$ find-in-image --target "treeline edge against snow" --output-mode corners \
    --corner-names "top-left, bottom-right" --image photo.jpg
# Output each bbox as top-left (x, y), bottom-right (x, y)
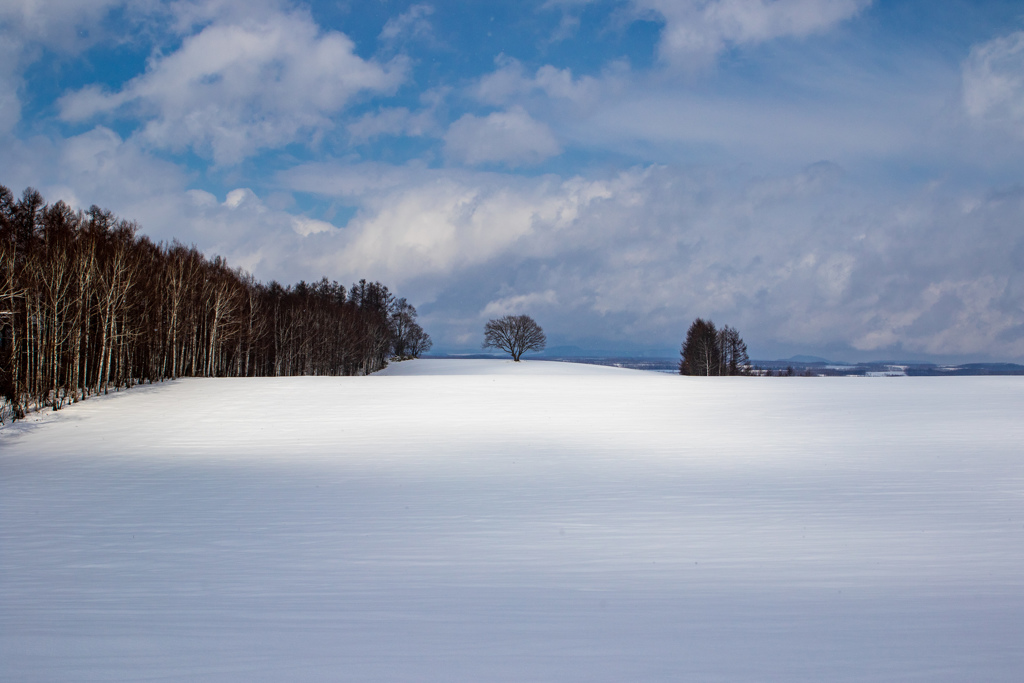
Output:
top-left (0, 185), bottom-right (430, 422)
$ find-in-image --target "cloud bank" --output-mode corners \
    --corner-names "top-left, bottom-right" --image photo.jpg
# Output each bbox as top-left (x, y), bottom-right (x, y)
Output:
top-left (3, 0), bottom-right (1023, 362)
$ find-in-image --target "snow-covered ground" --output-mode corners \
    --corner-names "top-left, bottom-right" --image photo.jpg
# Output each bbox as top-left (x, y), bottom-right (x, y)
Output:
top-left (2, 359), bottom-right (1023, 681)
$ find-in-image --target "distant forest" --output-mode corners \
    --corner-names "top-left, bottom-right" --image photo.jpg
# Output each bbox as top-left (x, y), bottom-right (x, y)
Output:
top-left (0, 185), bottom-right (430, 422)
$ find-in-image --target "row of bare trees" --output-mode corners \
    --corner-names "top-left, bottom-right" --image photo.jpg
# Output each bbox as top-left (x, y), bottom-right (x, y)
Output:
top-left (0, 185), bottom-right (430, 422)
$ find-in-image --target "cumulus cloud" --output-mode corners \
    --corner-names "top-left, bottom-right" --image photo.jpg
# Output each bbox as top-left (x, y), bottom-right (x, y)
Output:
top-left (7, 0), bottom-right (1021, 362)
top-left (12, 124), bottom-right (1024, 360)
top-left (963, 31), bottom-right (1024, 140)
top-left (39, 126), bottom-right (189, 211)
top-left (3, 126), bottom-right (348, 284)
top-left (329, 171), bottom-right (610, 278)
top-left (631, 0), bottom-right (871, 67)
top-left (444, 107), bottom-right (562, 166)
top-left (279, 160), bottom-right (1024, 360)
top-left (58, 9), bottom-right (407, 164)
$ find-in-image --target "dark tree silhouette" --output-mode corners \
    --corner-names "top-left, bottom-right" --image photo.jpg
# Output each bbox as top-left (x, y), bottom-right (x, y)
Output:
top-left (680, 318), bottom-right (720, 376)
top-left (680, 318), bottom-right (749, 376)
top-left (717, 325), bottom-right (749, 376)
top-left (0, 185), bottom-right (428, 422)
top-left (391, 298), bottom-right (432, 360)
top-left (483, 314), bottom-right (546, 362)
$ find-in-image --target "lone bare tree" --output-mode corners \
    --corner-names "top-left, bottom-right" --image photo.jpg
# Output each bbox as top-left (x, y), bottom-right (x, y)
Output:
top-left (483, 314), bottom-right (546, 361)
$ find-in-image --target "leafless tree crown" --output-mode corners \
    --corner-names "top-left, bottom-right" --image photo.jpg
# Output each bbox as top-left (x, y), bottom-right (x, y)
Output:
top-left (482, 314), bottom-right (546, 362)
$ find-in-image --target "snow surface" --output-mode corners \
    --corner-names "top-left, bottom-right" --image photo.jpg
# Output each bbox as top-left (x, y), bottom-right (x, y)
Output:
top-left (2, 359), bottom-right (1023, 681)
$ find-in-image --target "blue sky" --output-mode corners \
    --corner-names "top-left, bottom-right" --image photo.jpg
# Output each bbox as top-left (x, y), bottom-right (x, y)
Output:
top-left (2, 0), bottom-right (1023, 361)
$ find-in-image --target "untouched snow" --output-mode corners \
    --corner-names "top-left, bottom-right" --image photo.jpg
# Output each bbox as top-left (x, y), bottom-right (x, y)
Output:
top-left (375, 357), bottom-right (641, 375)
top-left (2, 359), bottom-right (1023, 681)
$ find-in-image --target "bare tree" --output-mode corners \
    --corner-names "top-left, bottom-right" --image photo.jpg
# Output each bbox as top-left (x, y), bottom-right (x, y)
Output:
top-left (717, 325), bottom-right (749, 375)
top-left (483, 314), bottom-right (546, 362)
top-left (390, 298), bottom-right (432, 360)
top-left (406, 324), bottom-right (433, 358)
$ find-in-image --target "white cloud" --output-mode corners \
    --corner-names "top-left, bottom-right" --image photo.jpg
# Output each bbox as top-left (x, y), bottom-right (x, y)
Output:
top-left (963, 31), bottom-right (1024, 140)
top-left (482, 290), bottom-right (559, 317)
top-left (3, 0), bottom-right (1019, 362)
top-left (574, 84), bottom-right (926, 164)
top-left (3, 126), bottom-right (351, 285)
top-left (281, 160), bottom-right (1024, 360)
top-left (290, 216), bottom-right (337, 236)
top-left (379, 3), bottom-right (435, 45)
top-left (330, 173), bottom-right (607, 278)
top-left (444, 107), bottom-right (562, 166)
top-left (165, 0), bottom-right (287, 33)
top-left (0, 39), bottom-right (22, 135)
top-left (46, 126), bottom-right (189, 208)
top-left (0, 0), bottom-right (144, 48)
top-left (12, 124), bottom-right (1024, 360)
top-left (223, 187), bottom-right (259, 209)
top-left (279, 162), bottom-right (616, 282)
top-left (0, 0), bottom-right (155, 133)
top-left (474, 56), bottom-right (607, 107)
top-left (58, 9), bottom-right (407, 164)
top-left (631, 0), bottom-right (871, 67)
top-left (348, 105), bottom-right (441, 142)
top-left (469, 45), bottom-right (941, 170)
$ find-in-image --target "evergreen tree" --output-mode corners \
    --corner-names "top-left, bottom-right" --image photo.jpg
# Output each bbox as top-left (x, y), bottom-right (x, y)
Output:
top-left (680, 318), bottom-right (720, 376)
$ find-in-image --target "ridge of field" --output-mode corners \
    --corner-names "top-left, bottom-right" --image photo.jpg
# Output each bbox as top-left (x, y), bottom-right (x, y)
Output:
top-left (2, 359), bottom-right (1023, 681)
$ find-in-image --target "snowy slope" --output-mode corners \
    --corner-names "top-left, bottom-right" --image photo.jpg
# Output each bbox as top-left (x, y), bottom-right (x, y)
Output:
top-left (2, 360), bottom-right (1023, 681)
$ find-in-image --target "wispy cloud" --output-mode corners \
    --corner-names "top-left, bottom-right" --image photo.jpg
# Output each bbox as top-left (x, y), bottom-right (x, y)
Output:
top-left (444, 107), bottom-right (562, 166)
top-left (482, 290), bottom-right (559, 317)
top-left (963, 31), bottom-right (1024, 140)
top-left (379, 3), bottom-right (436, 46)
top-left (348, 107), bottom-right (435, 142)
top-left (632, 0), bottom-right (871, 68)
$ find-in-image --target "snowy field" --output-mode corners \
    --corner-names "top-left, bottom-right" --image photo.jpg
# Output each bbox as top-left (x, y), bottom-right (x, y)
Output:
top-left (2, 359), bottom-right (1023, 682)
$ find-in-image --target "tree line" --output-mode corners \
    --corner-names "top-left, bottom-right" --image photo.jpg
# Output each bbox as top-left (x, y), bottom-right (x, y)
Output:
top-left (0, 185), bottom-right (430, 422)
